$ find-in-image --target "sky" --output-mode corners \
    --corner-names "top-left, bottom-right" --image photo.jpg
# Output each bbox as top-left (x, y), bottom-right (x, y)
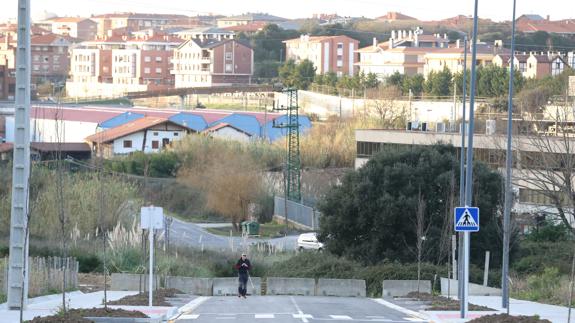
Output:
top-left (1, 0), bottom-right (572, 22)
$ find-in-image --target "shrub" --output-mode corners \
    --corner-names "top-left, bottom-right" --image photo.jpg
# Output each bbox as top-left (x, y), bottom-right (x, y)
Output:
top-left (75, 254), bottom-right (102, 273)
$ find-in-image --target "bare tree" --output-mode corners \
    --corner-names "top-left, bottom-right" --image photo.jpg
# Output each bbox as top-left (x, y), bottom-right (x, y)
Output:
top-left (54, 107), bottom-right (68, 313)
top-left (414, 188), bottom-right (432, 295)
top-left (367, 86), bottom-right (407, 129)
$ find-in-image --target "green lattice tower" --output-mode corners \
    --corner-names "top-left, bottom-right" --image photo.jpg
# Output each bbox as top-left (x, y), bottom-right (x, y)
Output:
top-left (273, 88), bottom-right (301, 202)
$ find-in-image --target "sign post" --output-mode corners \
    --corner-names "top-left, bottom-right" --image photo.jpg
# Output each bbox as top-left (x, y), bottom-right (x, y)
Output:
top-left (455, 206), bottom-right (479, 317)
top-left (141, 206), bottom-right (164, 308)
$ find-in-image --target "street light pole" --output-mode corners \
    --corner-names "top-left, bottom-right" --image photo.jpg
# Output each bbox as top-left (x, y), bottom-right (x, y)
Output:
top-left (502, 0), bottom-right (518, 312)
top-left (458, 36), bottom-right (468, 301)
top-left (462, 0), bottom-right (480, 318)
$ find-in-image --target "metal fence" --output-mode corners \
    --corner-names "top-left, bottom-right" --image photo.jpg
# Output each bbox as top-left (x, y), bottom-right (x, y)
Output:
top-left (2, 256), bottom-right (79, 297)
top-left (274, 196), bottom-right (321, 230)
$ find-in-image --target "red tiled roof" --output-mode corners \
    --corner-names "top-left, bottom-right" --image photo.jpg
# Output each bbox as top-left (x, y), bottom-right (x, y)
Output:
top-left (284, 35), bottom-right (359, 43)
top-left (86, 117), bottom-right (182, 143)
top-left (31, 33), bottom-right (78, 45)
top-left (517, 21), bottom-right (575, 34)
top-left (376, 12), bottom-right (418, 21)
top-left (91, 13), bottom-right (188, 20)
top-left (49, 17), bottom-right (93, 23)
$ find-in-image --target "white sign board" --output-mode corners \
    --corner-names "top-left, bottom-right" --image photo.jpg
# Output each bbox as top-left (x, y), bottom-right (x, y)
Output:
top-left (569, 76), bottom-right (575, 97)
top-left (140, 206), bottom-right (164, 230)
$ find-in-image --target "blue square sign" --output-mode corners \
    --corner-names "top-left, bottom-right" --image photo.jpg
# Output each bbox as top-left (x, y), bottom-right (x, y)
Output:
top-left (455, 207), bottom-right (479, 232)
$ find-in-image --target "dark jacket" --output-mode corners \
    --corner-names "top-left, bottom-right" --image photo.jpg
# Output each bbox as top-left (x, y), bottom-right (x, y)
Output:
top-left (235, 258), bottom-right (251, 275)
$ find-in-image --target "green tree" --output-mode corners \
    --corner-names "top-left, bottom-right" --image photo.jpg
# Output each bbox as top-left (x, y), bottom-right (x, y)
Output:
top-left (318, 144), bottom-right (504, 265)
top-left (294, 59), bottom-right (316, 90)
top-left (403, 74), bottom-right (425, 97)
top-left (425, 67), bottom-right (453, 97)
top-left (387, 71), bottom-right (405, 88)
top-left (363, 73), bottom-right (380, 89)
top-left (278, 59), bottom-right (297, 87)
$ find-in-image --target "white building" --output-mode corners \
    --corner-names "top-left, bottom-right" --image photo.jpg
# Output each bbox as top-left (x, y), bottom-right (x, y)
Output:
top-left (569, 52), bottom-right (575, 69)
top-left (202, 123), bottom-right (252, 142)
top-left (85, 116), bottom-right (192, 157)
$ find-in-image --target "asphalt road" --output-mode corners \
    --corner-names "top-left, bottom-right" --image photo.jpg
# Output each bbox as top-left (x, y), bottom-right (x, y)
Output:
top-left (173, 296), bottom-right (428, 323)
top-left (167, 217), bottom-right (299, 252)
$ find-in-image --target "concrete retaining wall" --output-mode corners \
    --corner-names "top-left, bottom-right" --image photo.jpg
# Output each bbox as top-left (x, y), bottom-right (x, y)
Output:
top-left (382, 280), bottom-right (431, 297)
top-left (165, 276), bottom-right (213, 296)
top-left (317, 279), bottom-right (366, 297)
top-left (440, 277), bottom-right (502, 296)
top-left (111, 273), bottom-right (158, 291)
top-left (212, 277), bottom-right (261, 296)
top-left (267, 277), bottom-right (316, 296)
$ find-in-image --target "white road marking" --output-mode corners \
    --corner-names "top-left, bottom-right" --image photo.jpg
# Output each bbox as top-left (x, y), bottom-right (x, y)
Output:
top-left (291, 296), bottom-right (311, 323)
top-left (170, 296), bottom-right (211, 321)
top-left (330, 315), bottom-right (353, 320)
top-left (404, 318), bottom-right (426, 322)
top-left (371, 298), bottom-right (428, 321)
top-left (179, 314), bottom-right (199, 319)
top-left (255, 314), bottom-right (275, 318)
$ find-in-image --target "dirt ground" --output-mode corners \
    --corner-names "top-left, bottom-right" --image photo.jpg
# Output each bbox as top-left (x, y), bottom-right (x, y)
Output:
top-left (106, 288), bottom-right (183, 306)
top-left (468, 314), bottom-right (552, 322)
top-left (404, 292), bottom-right (493, 311)
top-left (28, 308), bottom-right (148, 322)
top-left (77, 273), bottom-right (109, 293)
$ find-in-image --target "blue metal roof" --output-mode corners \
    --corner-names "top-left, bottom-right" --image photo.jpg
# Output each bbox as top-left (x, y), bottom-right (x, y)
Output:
top-left (169, 112), bottom-right (209, 132)
top-left (208, 114), bottom-right (262, 137)
top-left (99, 111), bottom-right (144, 129)
top-left (262, 115), bottom-right (312, 142)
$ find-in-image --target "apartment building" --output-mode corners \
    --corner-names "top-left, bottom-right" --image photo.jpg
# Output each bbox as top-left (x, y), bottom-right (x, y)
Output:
top-left (216, 13), bottom-right (287, 28)
top-left (47, 17), bottom-right (97, 40)
top-left (67, 31), bottom-right (183, 97)
top-left (0, 64), bottom-right (15, 100)
top-left (423, 42), bottom-right (502, 77)
top-left (357, 29), bottom-right (449, 80)
top-left (284, 35), bottom-right (359, 76)
top-left (172, 38), bottom-right (253, 88)
top-left (173, 27), bottom-right (234, 41)
top-left (31, 34), bottom-right (76, 83)
top-left (91, 13), bottom-right (189, 37)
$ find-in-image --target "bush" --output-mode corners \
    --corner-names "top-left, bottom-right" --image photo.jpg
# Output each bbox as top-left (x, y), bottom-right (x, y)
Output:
top-left (75, 254), bottom-right (102, 273)
top-left (525, 221), bottom-right (570, 242)
top-left (513, 241), bottom-right (574, 275)
top-left (514, 267), bottom-right (567, 305)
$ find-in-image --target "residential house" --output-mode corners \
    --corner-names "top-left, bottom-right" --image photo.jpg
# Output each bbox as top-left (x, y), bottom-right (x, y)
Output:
top-left (216, 13), bottom-right (287, 28)
top-left (284, 35), bottom-right (359, 77)
top-left (516, 14), bottom-right (575, 36)
top-left (357, 29), bottom-right (449, 80)
top-left (67, 31), bottom-right (183, 97)
top-left (376, 12), bottom-right (418, 22)
top-left (46, 17), bottom-right (98, 40)
top-left (423, 42), bottom-right (503, 77)
top-left (202, 123), bottom-right (253, 142)
top-left (173, 27), bottom-right (234, 41)
top-left (85, 117), bottom-right (193, 157)
top-left (91, 13), bottom-right (189, 37)
top-left (494, 52), bottom-right (569, 78)
top-left (171, 38), bottom-right (253, 88)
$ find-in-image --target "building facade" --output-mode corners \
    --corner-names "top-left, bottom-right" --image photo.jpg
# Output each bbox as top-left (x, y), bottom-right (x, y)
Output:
top-left (172, 38), bottom-right (253, 88)
top-left (423, 44), bottom-right (499, 77)
top-left (216, 13), bottom-right (286, 28)
top-left (494, 53), bottom-right (570, 79)
top-left (31, 34), bottom-right (76, 83)
top-left (91, 13), bottom-right (189, 37)
top-left (47, 17), bottom-right (97, 40)
top-left (67, 32), bottom-right (182, 97)
top-left (284, 35), bottom-right (359, 76)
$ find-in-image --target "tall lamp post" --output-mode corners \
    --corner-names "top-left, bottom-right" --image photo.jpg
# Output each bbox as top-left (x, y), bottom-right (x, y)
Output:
top-left (502, 0), bottom-right (518, 312)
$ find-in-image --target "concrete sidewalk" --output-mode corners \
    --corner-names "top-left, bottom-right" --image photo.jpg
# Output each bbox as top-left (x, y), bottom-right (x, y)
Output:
top-left (0, 291), bottom-right (176, 323)
top-left (424, 296), bottom-right (574, 323)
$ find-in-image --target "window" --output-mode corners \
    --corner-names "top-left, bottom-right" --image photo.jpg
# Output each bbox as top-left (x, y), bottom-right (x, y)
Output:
top-left (151, 140), bottom-right (159, 149)
top-left (153, 132), bottom-right (159, 136)
top-left (33, 55), bottom-right (39, 62)
top-left (225, 64), bottom-right (233, 72)
top-left (144, 56), bottom-right (151, 62)
top-left (155, 56), bottom-right (162, 62)
top-left (123, 140), bottom-right (132, 148)
top-left (336, 60), bottom-right (343, 67)
top-left (144, 67), bottom-right (150, 74)
top-left (155, 68), bottom-right (162, 74)
top-left (225, 52), bottom-right (232, 60)
top-left (173, 132), bottom-right (179, 136)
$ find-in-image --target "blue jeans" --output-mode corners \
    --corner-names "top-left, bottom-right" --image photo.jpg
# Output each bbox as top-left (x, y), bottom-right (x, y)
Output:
top-left (238, 273), bottom-right (248, 296)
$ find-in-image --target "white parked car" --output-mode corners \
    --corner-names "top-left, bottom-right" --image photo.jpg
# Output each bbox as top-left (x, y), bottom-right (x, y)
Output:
top-left (297, 232), bottom-right (324, 251)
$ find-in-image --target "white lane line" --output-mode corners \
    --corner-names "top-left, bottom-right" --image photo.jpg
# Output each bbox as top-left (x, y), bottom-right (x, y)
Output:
top-left (291, 296), bottom-right (311, 323)
top-left (330, 315), bottom-right (353, 320)
top-left (179, 314), bottom-right (199, 319)
top-left (215, 317), bottom-right (235, 320)
top-left (255, 314), bottom-right (275, 318)
top-left (404, 318), bottom-right (426, 322)
top-left (371, 298), bottom-right (428, 321)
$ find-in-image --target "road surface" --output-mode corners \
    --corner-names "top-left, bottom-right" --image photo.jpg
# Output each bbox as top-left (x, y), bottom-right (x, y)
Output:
top-left (167, 218), bottom-right (299, 252)
top-left (172, 296), bottom-right (428, 323)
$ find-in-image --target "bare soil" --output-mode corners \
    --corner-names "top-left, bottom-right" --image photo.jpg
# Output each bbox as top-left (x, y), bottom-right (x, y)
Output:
top-left (28, 308), bottom-right (148, 323)
top-left (404, 292), bottom-right (493, 311)
top-left (77, 273), bottom-right (109, 293)
top-left (106, 288), bottom-right (183, 306)
top-left (468, 314), bottom-right (552, 323)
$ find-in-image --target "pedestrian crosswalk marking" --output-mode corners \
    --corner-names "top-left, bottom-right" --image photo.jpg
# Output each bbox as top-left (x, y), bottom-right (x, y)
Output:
top-left (255, 314), bottom-right (275, 318)
top-left (330, 315), bottom-right (353, 320)
top-left (179, 314), bottom-right (199, 319)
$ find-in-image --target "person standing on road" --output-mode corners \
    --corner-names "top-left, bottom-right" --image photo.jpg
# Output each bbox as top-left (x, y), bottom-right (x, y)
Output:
top-left (235, 253), bottom-right (251, 298)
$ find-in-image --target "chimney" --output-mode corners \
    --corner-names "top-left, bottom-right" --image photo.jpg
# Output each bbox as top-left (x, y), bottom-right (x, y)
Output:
top-left (391, 30), bottom-right (396, 40)
top-left (547, 15), bottom-right (550, 21)
top-left (373, 37), bottom-right (377, 49)
top-left (456, 39), bottom-right (461, 48)
top-left (389, 37), bottom-right (394, 48)
top-left (444, 33), bottom-right (448, 40)
top-left (408, 30), bottom-right (413, 39)
top-left (414, 33), bottom-right (419, 47)
top-left (403, 30), bottom-right (407, 38)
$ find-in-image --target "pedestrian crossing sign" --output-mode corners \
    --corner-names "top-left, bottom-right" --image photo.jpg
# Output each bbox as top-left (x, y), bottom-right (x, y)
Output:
top-left (455, 207), bottom-right (479, 232)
